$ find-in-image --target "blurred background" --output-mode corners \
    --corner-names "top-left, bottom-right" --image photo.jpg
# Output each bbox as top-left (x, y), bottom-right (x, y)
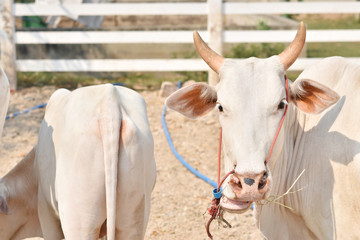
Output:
top-left (3, 0), bottom-right (360, 91)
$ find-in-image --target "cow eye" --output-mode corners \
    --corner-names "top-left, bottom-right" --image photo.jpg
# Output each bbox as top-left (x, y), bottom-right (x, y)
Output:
top-left (278, 99), bottom-right (288, 110)
top-left (216, 103), bottom-right (223, 112)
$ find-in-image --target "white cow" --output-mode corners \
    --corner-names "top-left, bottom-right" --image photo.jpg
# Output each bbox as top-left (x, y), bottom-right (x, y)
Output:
top-left (0, 69), bottom-right (40, 239)
top-left (166, 22), bottom-right (360, 239)
top-left (0, 148), bottom-right (42, 239)
top-left (0, 67), bottom-right (13, 235)
top-left (0, 67), bottom-right (10, 139)
top-left (0, 84), bottom-right (156, 240)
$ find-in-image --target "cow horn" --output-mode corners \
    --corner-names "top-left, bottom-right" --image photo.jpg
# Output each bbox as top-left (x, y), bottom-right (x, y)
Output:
top-left (278, 22), bottom-right (306, 70)
top-left (193, 31), bottom-right (224, 74)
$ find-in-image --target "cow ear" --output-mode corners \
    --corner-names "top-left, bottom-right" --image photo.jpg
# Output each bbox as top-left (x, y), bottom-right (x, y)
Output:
top-left (290, 79), bottom-right (340, 114)
top-left (165, 82), bottom-right (217, 119)
top-left (0, 195), bottom-right (9, 215)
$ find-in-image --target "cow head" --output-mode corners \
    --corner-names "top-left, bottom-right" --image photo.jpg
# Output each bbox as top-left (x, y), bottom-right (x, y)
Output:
top-left (166, 22), bottom-right (339, 213)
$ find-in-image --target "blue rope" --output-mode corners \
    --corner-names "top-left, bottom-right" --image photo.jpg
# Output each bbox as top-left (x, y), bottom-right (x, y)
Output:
top-left (6, 103), bottom-right (47, 120)
top-left (161, 105), bottom-right (218, 189)
top-left (161, 87), bottom-right (254, 210)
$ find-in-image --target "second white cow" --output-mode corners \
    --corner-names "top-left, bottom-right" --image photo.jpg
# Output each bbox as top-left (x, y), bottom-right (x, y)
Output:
top-left (36, 84), bottom-right (156, 239)
top-left (0, 84), bottom-right (156, 240)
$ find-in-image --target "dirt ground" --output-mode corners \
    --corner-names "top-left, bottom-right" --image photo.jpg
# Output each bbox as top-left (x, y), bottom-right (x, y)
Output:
top-left (0, 85), bottom-right (264, 240)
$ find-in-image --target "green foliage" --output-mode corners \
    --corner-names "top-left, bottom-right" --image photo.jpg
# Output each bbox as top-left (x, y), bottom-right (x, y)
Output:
top-left (256, 20), bottom-right (270, 30)
top-left (227, 43), bottom-right (286, 59)
top-left (282, 0), bottom-right (302, 18)
top-left (308, 42), bottom-right (360, 58)
top-left (18, 72), bottom-right (99, 90)
top-left (16, 0), bottom-right (34, 2)
top-left (286, 71), bottom-right (301, 82)
top-left (17, 71), bottom-right (206, 91)
top-left (293, 15), bottom-right (360, 58)
top-left (176, 50), bottom-right (198, 59)
top-left (22, 16), bottom-right (47, 29)
top-left (172, 50), bottom-right (208, 83)
top-left (112, 72), bottom-right (171, 91)
top-left (297, 15), bottom-right (360, 30)
top-left (178, 71), bottom-right (208, 83)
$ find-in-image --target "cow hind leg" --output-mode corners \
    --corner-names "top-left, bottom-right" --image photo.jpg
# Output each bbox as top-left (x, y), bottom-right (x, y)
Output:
top-left (38, 188), bottom-right (64, 240)
top-left (56, 148), bottom-right (108, 240)
top-left (57, 181), bottom-right (107, 240)
top-left (115, 126), bottom-right (156, 240)
top-left (58, 200), bottom-right (106, 240)
top-left (115, 195), bottom-right (148, 240)
top-left (62, 229), bottom-right (101, 240)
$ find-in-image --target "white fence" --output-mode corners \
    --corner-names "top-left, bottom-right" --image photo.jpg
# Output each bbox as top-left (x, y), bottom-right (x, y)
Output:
top-left (6, 1), bottom-right (360, 88)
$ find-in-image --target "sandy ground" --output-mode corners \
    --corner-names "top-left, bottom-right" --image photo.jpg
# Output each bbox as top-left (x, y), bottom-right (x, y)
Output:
top-left (0, 85), bottom-right (264, 240)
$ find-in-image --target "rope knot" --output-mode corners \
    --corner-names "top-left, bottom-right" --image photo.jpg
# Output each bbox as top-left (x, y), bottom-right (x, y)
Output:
top-left (207, 198), bottom-right (220, 217)
top-left (206, 198), bottom-right (232, 239)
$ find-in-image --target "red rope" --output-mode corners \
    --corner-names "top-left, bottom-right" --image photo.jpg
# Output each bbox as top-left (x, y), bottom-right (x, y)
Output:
top-left (217, 128), bottom-right (222, 189)
top-left (265, 76), bottom-right (289, 164)
top-left (206, 128), bottom-right (234, 239)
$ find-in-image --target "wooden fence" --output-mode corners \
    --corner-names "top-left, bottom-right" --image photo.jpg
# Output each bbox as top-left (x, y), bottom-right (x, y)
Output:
top-left (2, 1), bottom-right (360, 89)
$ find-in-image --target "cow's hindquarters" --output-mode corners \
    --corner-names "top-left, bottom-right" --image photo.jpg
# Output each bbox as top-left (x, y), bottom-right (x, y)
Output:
top-left (36, 85), bottom-right (156, 240)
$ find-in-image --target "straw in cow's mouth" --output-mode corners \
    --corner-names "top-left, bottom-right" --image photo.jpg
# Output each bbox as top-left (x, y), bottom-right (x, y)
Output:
top-left (256, 169), bottom-right (307, 211)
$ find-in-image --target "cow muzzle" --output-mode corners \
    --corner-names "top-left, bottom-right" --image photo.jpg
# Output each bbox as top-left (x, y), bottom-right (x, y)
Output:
top-left (220, 171), bottom-right (269, 213)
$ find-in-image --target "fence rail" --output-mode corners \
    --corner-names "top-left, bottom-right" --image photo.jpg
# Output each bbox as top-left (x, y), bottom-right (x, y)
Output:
top-left (15, 58), bottom-right (360, 73)
top-left (14, 2), bottom-right (360, 16)
top-left (15, 30), bottom-right (360, 44)
top-left (2, 1), bottom-right (360, 89)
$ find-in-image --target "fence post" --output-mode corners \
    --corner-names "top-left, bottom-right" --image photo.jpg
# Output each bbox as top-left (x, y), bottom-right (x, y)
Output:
top-left (207, 0), bottom-right (223, 86)
top-left (0, 0), bottom-right (17, 90)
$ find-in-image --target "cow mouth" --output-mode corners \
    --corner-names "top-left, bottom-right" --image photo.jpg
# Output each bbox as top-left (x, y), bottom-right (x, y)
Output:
top-left (220, 197), bottom-right (252, 214)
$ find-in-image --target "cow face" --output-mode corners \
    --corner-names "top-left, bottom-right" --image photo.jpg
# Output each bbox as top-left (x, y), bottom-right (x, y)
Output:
top-left (166, 22), bottom-right (339, 214)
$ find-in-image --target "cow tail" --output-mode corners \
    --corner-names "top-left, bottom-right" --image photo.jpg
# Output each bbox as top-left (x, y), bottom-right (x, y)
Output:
top-left (99, 84), bottom-right (121, 240)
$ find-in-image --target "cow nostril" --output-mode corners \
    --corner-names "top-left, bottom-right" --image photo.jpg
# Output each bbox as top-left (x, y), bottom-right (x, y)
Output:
top-left (230, 175), bottom-right (242, 189)
top-left (244, 178), bottom-right (255, 186)
top-left (258, 172), bottom-right (268, 190)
